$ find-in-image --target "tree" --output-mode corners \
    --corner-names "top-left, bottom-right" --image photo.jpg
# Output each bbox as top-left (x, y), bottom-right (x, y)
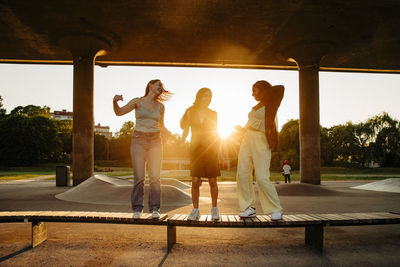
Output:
top-left (320, 126), bottom-right (335, 166)
top-left (328, 123), bottom-right (357, 165)
top-left (276, 119), bottom-right (300, 170)
top-left (162, 133), bottom-right (190, 158)
top-left (0, 96), bottom-right (6, 118)
top-left (352, 122), bottom-right (374, 167)
top-left (55, 119), bottom-right (73, 161)
top-left (109, 121), bottom-right (135, 161)
top-left (10, 105), bottom-right (50, 117)
top-left (0, 114), bottom-right (61, 165)
top-left (369, 113), bottom-right (400, 167)
top-left (115, 121), bottom-right (135, 137)
top-left (94, 134), bottom-right (109, 160)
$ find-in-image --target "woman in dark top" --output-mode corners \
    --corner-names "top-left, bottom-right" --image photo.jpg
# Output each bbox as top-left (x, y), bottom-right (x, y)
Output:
top-left (180, 88), bottom-right (221, 221)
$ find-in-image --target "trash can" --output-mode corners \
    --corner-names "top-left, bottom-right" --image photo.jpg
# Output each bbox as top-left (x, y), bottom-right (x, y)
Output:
top-left (56, 166), bottom-right (70, 186)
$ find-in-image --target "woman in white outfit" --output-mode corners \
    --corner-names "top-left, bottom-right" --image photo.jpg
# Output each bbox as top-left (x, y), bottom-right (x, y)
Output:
top-left (236, 80), bottom-right (284, 220)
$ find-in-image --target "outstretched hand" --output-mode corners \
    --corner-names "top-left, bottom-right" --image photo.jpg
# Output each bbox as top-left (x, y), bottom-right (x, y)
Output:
top-left (113, 95), bottom-right (123, 102)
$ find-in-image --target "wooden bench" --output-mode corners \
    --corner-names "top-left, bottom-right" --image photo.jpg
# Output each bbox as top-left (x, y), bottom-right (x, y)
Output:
top-left (1, 211), bottom-right (399, 253)
top-left (166, 212), bottom-right (400, 252)
top-left (0, 211), bottom-right (168, 247)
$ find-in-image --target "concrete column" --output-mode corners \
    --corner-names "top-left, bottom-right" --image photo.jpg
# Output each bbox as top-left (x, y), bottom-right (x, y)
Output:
top-left (72, 53), bottom-right (95, 185)
top-left (298, 62), bottom-right (320, 184)
top-left (58, 34), bottom-right (111, 185)
top-left (280, 41), bottom-right (333, 185)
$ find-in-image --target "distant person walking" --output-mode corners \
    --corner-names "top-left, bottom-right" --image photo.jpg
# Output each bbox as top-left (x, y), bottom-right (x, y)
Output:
top-left (180, 88), bottom-right (221, 221)
top-left (282, 160), bottom-right (292, 183)
top-left (237, 80), bottom-right (284, 221)
top-left (113, 79), bottom-right (171, 219)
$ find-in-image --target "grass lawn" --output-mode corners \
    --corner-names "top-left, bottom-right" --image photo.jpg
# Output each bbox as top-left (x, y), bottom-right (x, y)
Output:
top-left (1, 164), bottom-right (400, 182)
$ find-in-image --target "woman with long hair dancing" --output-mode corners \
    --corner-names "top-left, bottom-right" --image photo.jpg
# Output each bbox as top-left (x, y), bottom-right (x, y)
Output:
top-left (113, 79), bottom-right (171, 219)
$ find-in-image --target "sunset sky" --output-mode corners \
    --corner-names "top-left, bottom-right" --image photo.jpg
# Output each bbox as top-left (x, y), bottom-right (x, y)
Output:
top-left (1, 64), bottom-right (400, 138)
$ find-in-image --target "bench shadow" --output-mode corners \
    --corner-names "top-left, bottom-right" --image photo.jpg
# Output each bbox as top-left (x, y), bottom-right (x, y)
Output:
top-left (158, 249), bottom-right (170, 267)
top-left (0, 245), bottom-right (32, 262)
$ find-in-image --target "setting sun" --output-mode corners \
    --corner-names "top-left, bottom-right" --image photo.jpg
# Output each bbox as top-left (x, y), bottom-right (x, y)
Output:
top-left (218, 121), bottom-right (234, 139)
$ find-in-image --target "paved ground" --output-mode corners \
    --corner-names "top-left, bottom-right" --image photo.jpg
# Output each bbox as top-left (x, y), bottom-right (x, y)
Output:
top-left (0, 178), bottom-right (399, 266)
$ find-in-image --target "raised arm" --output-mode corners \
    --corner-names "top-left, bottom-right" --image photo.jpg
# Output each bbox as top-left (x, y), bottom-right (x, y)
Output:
top-left (113, 95), bottom-right (139, 116)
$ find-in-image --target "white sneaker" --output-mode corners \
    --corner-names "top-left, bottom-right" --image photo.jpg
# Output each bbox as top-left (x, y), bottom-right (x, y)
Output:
top-left (187, 208), bottom-right (200, 221)
top-left (211, 207), bottom-right (220, 221)
top-left (271, 212), bottom-right (283, 221)
top-left (152, 210), bottom-right (160, 219)
top-left (133, 211), bottom-right (141, 219)
top-left (239, 207), bottom-right (256, 218)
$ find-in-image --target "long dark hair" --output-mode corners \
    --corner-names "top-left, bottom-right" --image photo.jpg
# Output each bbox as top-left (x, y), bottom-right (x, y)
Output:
top-left (144, 79), bottom-right (172, 102)
top-left (180, 87), bottom-right (212, 130)
top-left (253, 80), bottom-right (284, 151)
top-left (193, 87), bottom-right (212, 107)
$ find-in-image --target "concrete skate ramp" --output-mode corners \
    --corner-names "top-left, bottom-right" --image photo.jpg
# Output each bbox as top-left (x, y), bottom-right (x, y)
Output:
top-left (118, 176), bottom-right (191, 190)
top-left (55, 175), bottom-right (200, 206)
top-left (147, 178), bottom-right (191, 190)
top-left (352, 178), bottom-right (400, 193)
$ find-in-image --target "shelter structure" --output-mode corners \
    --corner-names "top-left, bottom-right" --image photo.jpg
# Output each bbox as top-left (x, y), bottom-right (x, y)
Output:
top-left (1, 1), bottom-right (399, 185)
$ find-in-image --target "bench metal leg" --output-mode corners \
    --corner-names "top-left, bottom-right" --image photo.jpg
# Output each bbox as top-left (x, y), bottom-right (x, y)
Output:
top-left (32, 221), bottom-right (47, 247)
top-left (305, 225), bottom-right (324, 253)
top-left (167, 225), bottom-right (176, 251)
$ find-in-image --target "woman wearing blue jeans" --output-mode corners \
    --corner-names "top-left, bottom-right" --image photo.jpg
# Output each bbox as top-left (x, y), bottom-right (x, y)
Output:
top-left (113, 79), bottom-right (171, 219)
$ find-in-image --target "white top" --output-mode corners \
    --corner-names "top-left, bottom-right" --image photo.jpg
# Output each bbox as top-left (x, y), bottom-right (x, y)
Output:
top-left (245, 106), bottom-right (265, 132)
top-left (282, 164), bottom-right (291, 175)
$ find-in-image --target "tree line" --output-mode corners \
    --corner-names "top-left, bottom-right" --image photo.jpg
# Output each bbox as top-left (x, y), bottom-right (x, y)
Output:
top-left (0, 96), bottom-right (399, 169)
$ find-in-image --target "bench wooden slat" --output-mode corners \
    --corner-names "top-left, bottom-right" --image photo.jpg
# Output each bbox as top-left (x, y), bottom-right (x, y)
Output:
top-left (261, 215), bottom-right (273, 223)
top-left (282, 214), bottom-right (296, 222)
top-left (313, 214), bottom-right (341, 222)
top-left (297, 214), bottom-right (323, 223)
top-left (220, 215), bottom-right (230, 226)
top-left (256, 215), bottom-right (268, 223)
top-left (169, 214), bottom-right (181, 221)
top-left (241, 217), bottom-right (253, 225)
top-left (340, 212), bottom-right (400, 224)
top-left (234, 215), bottom-right (245, 225)
top-left (373, 212), bottom-right (400, 218)
top-left (198, 215), bottom-right (207, 224)
top-left (227, 215), bottom-right (237, 224)
top-left (366, 212), bottom-right (400, 219)
top-left (288, 214), bottom-right (308, 222)
top-left (176, 214), bottom-right (187, 221)
top-left (140, 213), bottom-right (152, 220)
top-left (326, 214), bottom-right (349, 220)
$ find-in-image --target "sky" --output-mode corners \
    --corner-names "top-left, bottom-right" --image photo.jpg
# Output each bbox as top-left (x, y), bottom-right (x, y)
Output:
top-left (1, 64), bottom-right (400, 138)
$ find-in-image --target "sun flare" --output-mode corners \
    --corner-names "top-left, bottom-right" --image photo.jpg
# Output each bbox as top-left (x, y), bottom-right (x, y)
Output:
top-left (218, 122), bottom-right (234, 139)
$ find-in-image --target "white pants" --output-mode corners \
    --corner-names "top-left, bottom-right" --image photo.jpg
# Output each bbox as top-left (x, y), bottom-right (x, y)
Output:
top-left (237, 130), bottom-right (283, 214)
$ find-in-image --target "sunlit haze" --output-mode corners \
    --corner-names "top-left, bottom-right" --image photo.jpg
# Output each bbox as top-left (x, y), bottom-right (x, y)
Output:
top-left (1, 64), bottom-right (400, 138)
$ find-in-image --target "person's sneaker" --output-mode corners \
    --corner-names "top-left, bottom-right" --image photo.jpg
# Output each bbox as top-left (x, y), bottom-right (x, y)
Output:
top-left (271, 212), bottom-right (283, 221)
top-left (133, 211), bottom-right (141, 219)
top-left (239, 207), bottom-right (256, 218)
top-left (152, 210), bottom-right (160, 219)
top-left (187, 208), bottom-right (200, 221)
top-left (211, 207), bottom-right (220, 221)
